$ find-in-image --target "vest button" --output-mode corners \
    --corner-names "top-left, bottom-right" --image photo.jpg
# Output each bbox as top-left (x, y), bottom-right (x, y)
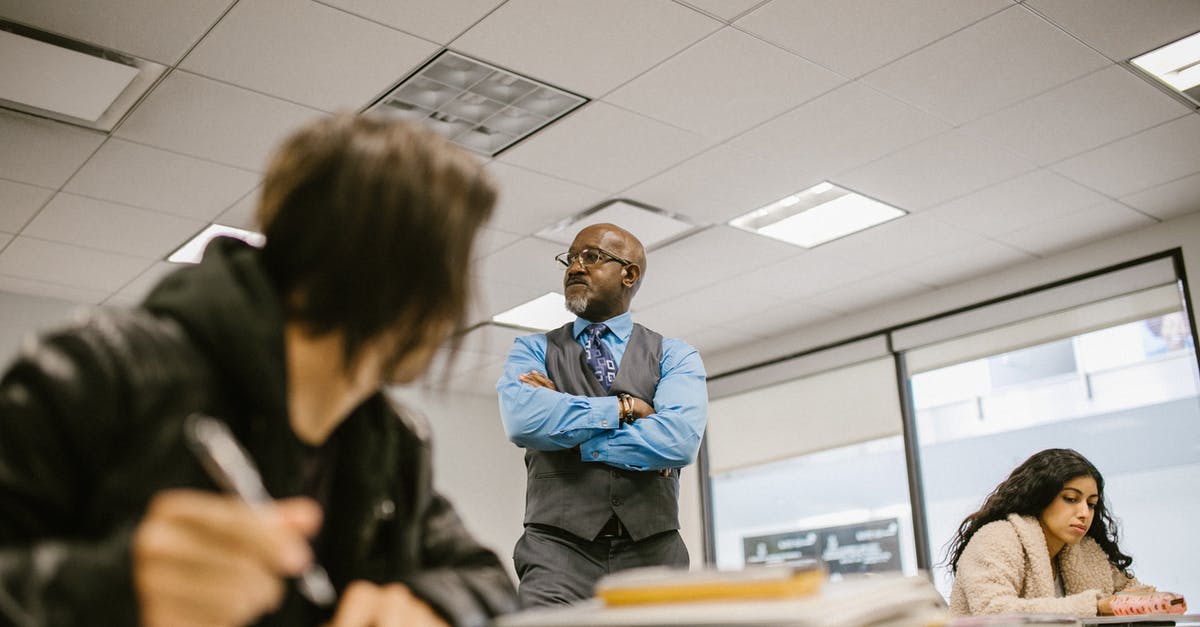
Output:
top-left (611, 497), bottom-right (622, 506)
top-left (601, 420), bottom-right (607, 427)
top-left (592, 451), bottom-right (600, 459)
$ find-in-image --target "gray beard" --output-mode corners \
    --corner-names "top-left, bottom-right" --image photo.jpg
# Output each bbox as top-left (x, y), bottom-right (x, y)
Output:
top-left (565, 294), bottom-right (588, 316)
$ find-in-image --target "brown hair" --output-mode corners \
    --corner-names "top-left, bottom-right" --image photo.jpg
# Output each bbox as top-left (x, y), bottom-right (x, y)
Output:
top-left (257, 113), bottom-right (496, 372)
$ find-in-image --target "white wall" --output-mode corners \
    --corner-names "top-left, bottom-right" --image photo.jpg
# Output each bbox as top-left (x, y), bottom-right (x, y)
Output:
top-left (388, 387), bottom-right (527, 579)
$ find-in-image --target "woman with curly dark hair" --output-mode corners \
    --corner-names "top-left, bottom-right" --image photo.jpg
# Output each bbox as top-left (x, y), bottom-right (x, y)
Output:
top-left (947, 448), bottom-right (1186, 617)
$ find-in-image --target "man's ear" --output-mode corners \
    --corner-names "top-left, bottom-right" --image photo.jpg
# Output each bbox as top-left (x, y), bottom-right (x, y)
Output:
top-left (622, 264), bottom-right (641, 287)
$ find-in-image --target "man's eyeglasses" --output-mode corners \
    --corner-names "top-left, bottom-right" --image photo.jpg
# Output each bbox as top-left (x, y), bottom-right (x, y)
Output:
top-left (555, 247), bottom-right (633, 269)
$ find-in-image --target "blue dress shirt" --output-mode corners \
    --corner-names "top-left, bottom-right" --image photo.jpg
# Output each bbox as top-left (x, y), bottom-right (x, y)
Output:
top-left (497, 312), bottom-right (708, 472)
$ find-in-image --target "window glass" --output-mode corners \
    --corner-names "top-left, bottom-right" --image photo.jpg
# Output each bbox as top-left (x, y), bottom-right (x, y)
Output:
top-left (910, 306), bottom-right (1199, 599)
top-left (710, 436), bottom-right (918, 578)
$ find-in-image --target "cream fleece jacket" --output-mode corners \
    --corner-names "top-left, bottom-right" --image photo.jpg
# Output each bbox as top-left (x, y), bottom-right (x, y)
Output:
top-left (949, 514), bottom-right (1140, 616)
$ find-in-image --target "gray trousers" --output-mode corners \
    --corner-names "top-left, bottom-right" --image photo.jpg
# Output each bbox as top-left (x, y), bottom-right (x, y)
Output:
top-left (513, 523), bottom-right (689, 608)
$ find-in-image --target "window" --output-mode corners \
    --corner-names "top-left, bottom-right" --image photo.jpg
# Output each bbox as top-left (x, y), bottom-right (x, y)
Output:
top-left (907, 283), bottom-right (1200, 598)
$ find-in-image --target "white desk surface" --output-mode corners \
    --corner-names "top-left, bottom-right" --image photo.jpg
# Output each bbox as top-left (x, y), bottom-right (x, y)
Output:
top-left (496, 574), bottom-right (947, 627)
top-left (1082, 615), bottom-right (1200, 625)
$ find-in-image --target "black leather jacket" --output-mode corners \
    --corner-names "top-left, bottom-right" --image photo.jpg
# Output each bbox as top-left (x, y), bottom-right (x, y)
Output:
top-left (0, 239), bottom-right (517, 626)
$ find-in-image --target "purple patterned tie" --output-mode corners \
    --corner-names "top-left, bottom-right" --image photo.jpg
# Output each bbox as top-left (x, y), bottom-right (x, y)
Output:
top-left (583, 323), bottom-right (617, 391)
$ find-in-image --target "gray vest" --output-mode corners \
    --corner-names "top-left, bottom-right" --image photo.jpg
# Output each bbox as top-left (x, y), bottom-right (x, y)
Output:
top-left (522, 322), bottom-right (680, 541)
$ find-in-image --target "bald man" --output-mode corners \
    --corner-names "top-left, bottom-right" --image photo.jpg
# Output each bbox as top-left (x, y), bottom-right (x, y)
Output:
top-left (497, 223), bottom-right (709, 607)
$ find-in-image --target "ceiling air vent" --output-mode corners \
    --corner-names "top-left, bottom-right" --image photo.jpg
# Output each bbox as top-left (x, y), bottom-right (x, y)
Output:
top-left (367, 49), bottom-right (587, 157)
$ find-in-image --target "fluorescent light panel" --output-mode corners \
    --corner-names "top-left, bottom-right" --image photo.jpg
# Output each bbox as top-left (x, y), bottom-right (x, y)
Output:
top-left (729, 182), bottom-right (905, 248)
top-left (369, 50), bottom-right (586, 157)
top-left (536, 199), bottom-right (696, 249)
top-left (1130, 30), bottom-right (1200, 106)
top-left (0, 20), bottom-right (165, 131)
top-left (492, 291), bottom-right (576, 331)
top-left (168, 224), bottom-right (266, 264)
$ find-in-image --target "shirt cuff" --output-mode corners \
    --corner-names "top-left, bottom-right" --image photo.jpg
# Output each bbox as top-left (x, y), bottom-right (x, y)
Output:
top-left (580, 432), bottom-right (610, 463)
top-left (588, 395), bottom-right (621, 430)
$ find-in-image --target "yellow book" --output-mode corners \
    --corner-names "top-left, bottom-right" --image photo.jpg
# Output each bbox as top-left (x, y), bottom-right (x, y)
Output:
top-left (594, 565), bottom-right (825, 606)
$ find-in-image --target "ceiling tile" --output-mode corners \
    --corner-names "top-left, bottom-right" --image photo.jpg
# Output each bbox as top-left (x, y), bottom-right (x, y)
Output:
top-left (621, 144), bottom-right (805, 226)
top-left (0, 179), bottom-right (53, 233)
top-left (804, 274), bottom-right (932, 315)
top-left (472, 236), bottom-right (563, 292)
top-left (64, 139), bottom-right (260, 221)
top-left (661, 225), bottom-right (801, 272)
top-left (0, 111), bottom-right (105, 188)
top-left (679, 325), bottom-right (760, 356)
top-left (837, 129), bottom-right (1034, 211)
top-left (996, 199), bottom-right (1156, 256)
top-left (730, 82), bottom-right (950, 180)
top-left (891, 239), bottom-right (1033, 288)
top-left (0, 0), bottom-right (233, 64)
top-left (452, 0), bottom-right (720, 96)
top-left (110, 261), bottom-right (178, 305)
top-left (1120, 172), bottom-right (1200, 221)
top-left (467, 277), bottom-right (548, 325)
top-left (116, 71), bottom-right (325, 172)
top-left (605, 28), bottom-right (844, 140)
top-left (631, 302), bottom-right (714, 340)
top-left (485, 161), bottom-right (607, 234)
top-left (1026, 0), bottom-right (1200, 60)
top-left (680, 0), bottom-right (763, 22)
top-left (23, 193), bottom-right (205, 260)
top-left (817, 214), bottom-right (987, 272)
top-left (473, 227), bottom-right (522, 259)
top-left (1050, 116), bottom-right (1200, 198)
top-left (319, 0), bottom-right (504, 43)
top-left (181, 0), bottom-right (438, 111)
top-left (731, 248), bottom-right (877, 302)
top-left (862, 6), bottom-right (1109, 124)
top-left (496, 102), bottom-right (708, 192)
top-left (635, 282), bottom-right (789, 339)
top-left (634, 226), bottom-right (802, 308)
top-left (726, 300), bottom-right (838, 339)
top-left (628, 245), bottom-right (728, 308)
top-left (736, 0), bottom-right (1009, 78)
top-left (0, 274), bottom-right (110, 305)
top-left (962, 66), bottom-right (1191, 166)
top-left (0, 236), bottom-right (151, 292)
top-left (215, 187), bottom-right (260, 230)
top-left (458, 323), bottom-right (530, 359)
top-left (923, 169), bottom-right (1108, 236)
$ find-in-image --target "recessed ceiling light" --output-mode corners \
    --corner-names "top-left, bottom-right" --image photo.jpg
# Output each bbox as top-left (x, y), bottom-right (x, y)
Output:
top-left (492, 291), bottom-right (575, 331)
top-left (168, 224), bottom-right (266, 264)
top-left (729, 182), bottom-right (906, 248)
top-left (0, 20), bottom-right (166, 131)
top-left (1130, 30), bottom-right (1200, 107)
top-left (367, 50), bottom-right (587, 157)
top-left (535, 199), bottom-right (697, 250)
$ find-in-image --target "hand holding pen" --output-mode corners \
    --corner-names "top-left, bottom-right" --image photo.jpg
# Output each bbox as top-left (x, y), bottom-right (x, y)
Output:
top-left (130, 414), bottom-right (330, 627)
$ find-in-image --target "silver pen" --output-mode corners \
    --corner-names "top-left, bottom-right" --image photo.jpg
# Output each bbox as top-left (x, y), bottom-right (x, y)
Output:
top-left (183, 413), bottom-right (337, 609)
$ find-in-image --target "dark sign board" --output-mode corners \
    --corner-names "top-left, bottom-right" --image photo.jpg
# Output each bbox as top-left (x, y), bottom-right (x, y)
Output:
top-left (742, 518), bottom-right (901, 575)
